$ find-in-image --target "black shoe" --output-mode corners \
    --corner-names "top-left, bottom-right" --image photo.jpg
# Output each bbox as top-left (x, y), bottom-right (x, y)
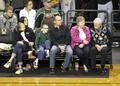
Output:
top-left (61, 65), bottom-right (67, 73)
top-left (100, 69), bottom-right (107, 75)
top-left (49, 68), bottom-right (55, 74)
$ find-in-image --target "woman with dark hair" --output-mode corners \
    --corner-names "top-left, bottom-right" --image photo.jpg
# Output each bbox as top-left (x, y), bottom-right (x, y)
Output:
top-left (3, 17), bottom-right (35, 75)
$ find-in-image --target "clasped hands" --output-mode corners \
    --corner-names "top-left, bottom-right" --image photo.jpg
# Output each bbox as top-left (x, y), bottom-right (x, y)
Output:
top-left (78, 39), bottom-right (89, 48)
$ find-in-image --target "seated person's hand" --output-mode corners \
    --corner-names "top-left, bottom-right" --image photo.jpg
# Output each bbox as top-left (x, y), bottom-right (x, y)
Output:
top-left (101, 45), bottom-right (107, 48)
top-left (17, 41), bottom-right (24, 45)
top-left (29, 42), bottom-right (34, 47)
top-left (58, 45), bottom-right (66, 53)
top-left (79, 44), bottom-right (84, 48)
top-left (83, 40), bottom-right (89, 45)
top-left (95, 44), bottom-right (102, 52)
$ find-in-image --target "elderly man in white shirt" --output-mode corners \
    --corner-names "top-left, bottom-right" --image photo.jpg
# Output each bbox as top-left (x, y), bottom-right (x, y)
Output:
top-left (19, 0), bottom-right (36, 30)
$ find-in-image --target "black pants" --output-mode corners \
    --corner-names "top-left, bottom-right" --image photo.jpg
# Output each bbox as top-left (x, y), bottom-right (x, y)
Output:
top-left (90, 46), bottom-right (110, 69)
top-left (73, 45), bottom-right (90, 66)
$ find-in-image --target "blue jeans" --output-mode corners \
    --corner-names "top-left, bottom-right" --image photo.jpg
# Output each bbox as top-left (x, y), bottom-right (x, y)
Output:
top-left (37, 40), bottom-right (51, 60)
top-left (13, 43), bottom-right (30, 64)
top-left (50, 45), bottom-right (73, 68)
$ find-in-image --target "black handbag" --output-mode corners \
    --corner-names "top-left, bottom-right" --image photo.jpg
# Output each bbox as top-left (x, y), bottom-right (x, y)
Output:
top-left (0, 28), bottom-right (13, 43)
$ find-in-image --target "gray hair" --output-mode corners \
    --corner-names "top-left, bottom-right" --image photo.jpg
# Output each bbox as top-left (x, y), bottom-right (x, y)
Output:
top-left (93, 18), bottom-right (102, 24)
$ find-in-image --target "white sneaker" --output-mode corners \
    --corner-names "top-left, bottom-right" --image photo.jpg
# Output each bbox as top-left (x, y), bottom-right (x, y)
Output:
top-left (3, 62), bottom-right (11, 68)
top-left (83, 65), bottom-right (88, 72)
top-left (15, 69), bottom-right (23, 74)
top-left (33, 60), bottom-right (38, 69)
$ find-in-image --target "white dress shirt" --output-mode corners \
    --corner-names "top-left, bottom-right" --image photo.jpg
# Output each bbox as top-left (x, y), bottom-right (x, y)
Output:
top-left (20, 8), bottom-right (36, 30)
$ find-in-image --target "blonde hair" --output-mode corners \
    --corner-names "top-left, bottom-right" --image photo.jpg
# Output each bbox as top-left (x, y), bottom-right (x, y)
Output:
top-left (76, 16), bottom-right (85, 23)
top-left (17, 22), bottom-right (25, 31)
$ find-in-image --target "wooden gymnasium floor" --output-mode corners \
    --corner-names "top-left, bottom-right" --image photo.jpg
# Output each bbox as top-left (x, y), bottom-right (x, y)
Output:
top-left (0, 48), bottom-right (119, 86)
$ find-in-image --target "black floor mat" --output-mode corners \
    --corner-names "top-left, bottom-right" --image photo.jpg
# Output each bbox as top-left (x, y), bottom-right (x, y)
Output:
top-left (0, 66), bottom-right (109, 78)
top-left (0, 60), bottom-right (109, 78)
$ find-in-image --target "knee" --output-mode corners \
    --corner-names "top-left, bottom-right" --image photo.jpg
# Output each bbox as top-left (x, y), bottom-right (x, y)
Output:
top-left (15, 43), bottom-right (22, 48)
top-left (38, 45), bottom-right (44, 51)
top-left (50, 46), bottom-right (58, 54)
top-left (66, 49), bottom-right (73, 56)
top-left (66, 46), bottom-right (73, 55)
top-left (39, 48), bottom-right (44, 52)
top-left (17, 48), bottom-right (22, 53)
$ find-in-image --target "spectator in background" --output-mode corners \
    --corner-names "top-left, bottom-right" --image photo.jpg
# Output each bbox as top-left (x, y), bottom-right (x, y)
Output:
top-left (35, 0), bottom-right (59, 30)
top-left (0, 5), bottom-right (17, 31)
top-left (90, 18), bottom-right (112, 74)
top-left (51, 0), bottom-right (60, 10)
top-left (49, 15), bottom-right (73, 74)
top-left (33, 0), bottom-right (43, 9)
top-left (0, 0), bottom-right (13, 11)
top-left (0, 0), bottom-right (5, 10)
top-left (72, 0), bottom-right (90, 27)
top-left (70, 16), bottom-right (91, 72)
top-left (20, 0), bottom-right (36, 30)
top-left (85, 0), bottom-right (98, 28)
top-left (97, 0), bottom-right (113, 30)
top-left (11, 0), bottom-right (24, 10)
top-left (60, 0), bottom-right (75, 26)
top-left (0, 5), bottom-right (17, 48)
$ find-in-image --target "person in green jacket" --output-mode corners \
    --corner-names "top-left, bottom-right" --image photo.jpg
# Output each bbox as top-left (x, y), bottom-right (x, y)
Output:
top-left (33, 24), bottom-right (51, 69)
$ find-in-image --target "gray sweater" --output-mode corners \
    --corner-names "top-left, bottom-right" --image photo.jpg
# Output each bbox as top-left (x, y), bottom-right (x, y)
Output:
top-left (0, 12), bottom-right (17, 31)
